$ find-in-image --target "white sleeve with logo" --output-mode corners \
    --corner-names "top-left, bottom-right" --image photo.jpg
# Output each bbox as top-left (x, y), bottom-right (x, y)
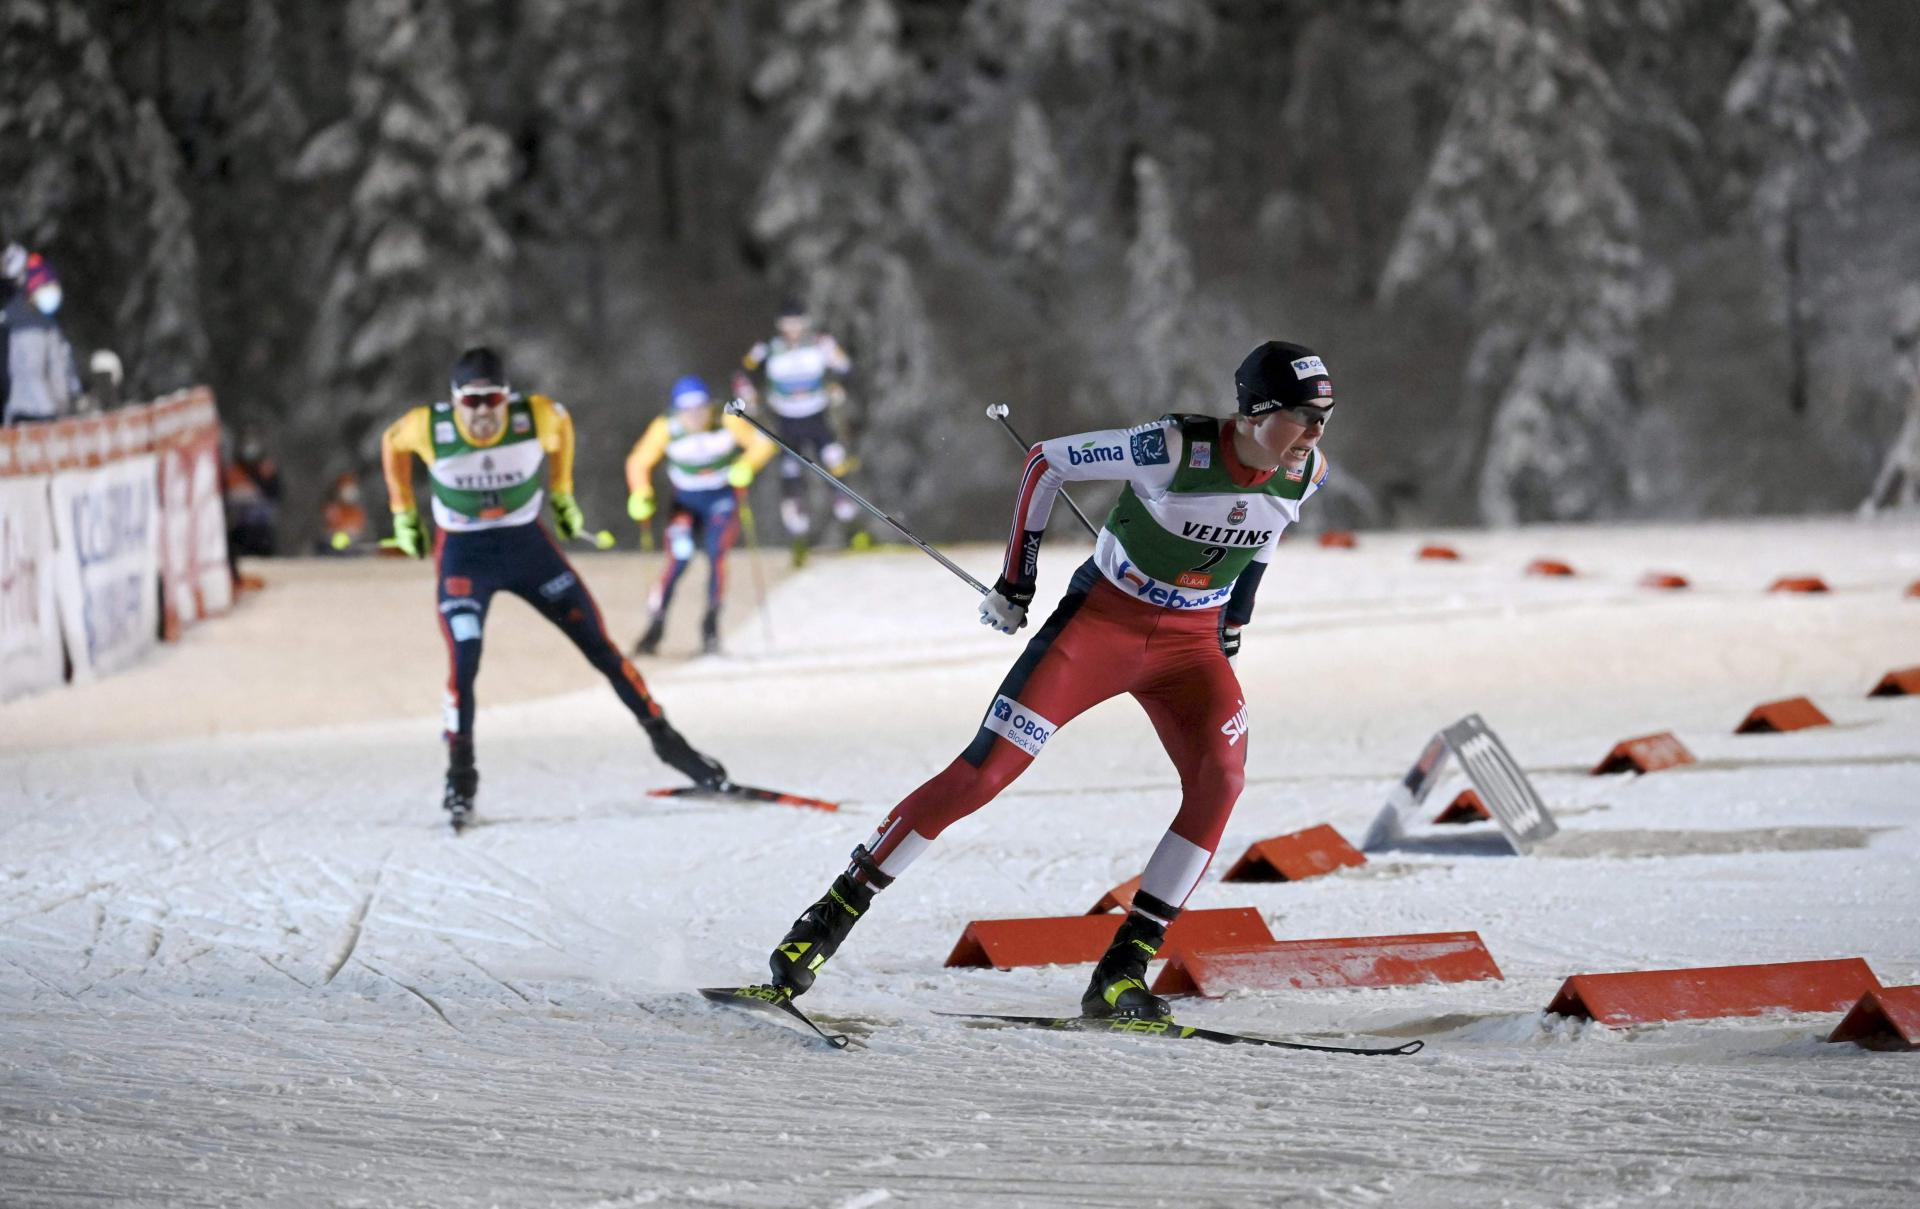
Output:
top-left (1000, 419), bottom-right (1181, 585)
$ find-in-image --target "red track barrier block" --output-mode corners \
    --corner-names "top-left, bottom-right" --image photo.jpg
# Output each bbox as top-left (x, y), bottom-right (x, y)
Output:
top-left (1086, 875), bottom-right (1141, 915)
top-left (1640, 571), bottom-right (1691, 590)
top-left (1735, 696), bottom-right (1832, 734)
top-left (1546, 959), bottom-right (1881, 1025)
top-left (1318, 530), bottom-right (1357, 549)
top-left (945, 907), bottom-right (1272, 971)
top-left (1769, 576), bottom-right (1830, 593)
top-left (1591, 732), bottom-right (1696, 775)
top-left (1152, 931), bottom-right (1503, 997)
top-left (1868, 667), bottom-right (1920, 698)
top-left (1827, 985), bottom-right (1920, 1050)
top-left (1908, 580), bottom-right (1920, 598)
top-left (1433, 789), bottom-right (1490, 824)
top-left (1222, 825), bottom-right (1366, 882)
top-left (1417, 544), bottom-right (1461, 561)
top-left (1527, 558), bottom-right (1576, 577)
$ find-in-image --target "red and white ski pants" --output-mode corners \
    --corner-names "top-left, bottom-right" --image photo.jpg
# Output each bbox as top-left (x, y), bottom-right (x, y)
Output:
top-left (863, 563), bottom-right (1249, 916)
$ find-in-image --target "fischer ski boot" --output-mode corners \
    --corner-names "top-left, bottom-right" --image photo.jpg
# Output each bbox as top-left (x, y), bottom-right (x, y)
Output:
top-left (633, 613), bottom-right (666, 656)
top-left (699, 607), bottom-right (722, 656)
top-left (644, 716), bottom-right (728, 790)
top-left (769, 869), bottom-right (875, 997)
top-left (443, 738), bottom-right (477, 833)
top-left (1081, 911), bottom-right (1174, 1020)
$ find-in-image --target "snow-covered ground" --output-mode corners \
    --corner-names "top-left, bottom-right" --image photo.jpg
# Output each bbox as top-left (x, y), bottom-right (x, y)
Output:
top-left (4, 517), bottom-right (1918, 1208)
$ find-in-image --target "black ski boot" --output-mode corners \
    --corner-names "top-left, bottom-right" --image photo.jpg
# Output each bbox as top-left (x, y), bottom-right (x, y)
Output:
top-left (644, 716), bottom-right (729, 790)
top-left (633, 614), bottom-right (666, 656)
top-left (1081, 911), bottom-right (1174, 1020)
top-left (769, 868), bottom-right (876, 997)
top-left (443, 738), bottom-right (477, 833)
top-left (700, 607), bottom-right (721, 656)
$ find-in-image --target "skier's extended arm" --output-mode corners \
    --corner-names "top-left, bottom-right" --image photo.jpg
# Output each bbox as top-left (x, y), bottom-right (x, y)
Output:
top-left (981, 420), bottom-right (1182, 633)
top-left (722, 412), bottom-right (779, 487)
top-left (379, 406), bottom-right (433, 557)
top-left (624, 416), bottom-right (671, 520)
top-left (531, 394), bottom-right (584, 537)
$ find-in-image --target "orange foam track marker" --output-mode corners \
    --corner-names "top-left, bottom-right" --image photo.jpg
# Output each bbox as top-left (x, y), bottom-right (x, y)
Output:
top-left (1086, 875), bottom-right (1141, 915)
top-left (1640, 571), bottom-right (1690, 590)
top-left (1591, 731), bottom-right (1696, 775)
top-left (1868, 667), bottom-right (1920, 698)
top-left (1907, 580), bottom-right (1920, 599)
top-left (1152, 932), bottom-right (1503, 997)
top-left (1827, 985), bottom-right (1920, 1050)
top-left (1546, 958), bottom-right (1880, 1025)
top-left (1526, 558), bottom-right (1575, 577)
top-left (1433, 789), bottom-right (1490, 824)
top-left (1769, 576), bottom-right (1829, 593)
top-left (1318, 530), bottom-right (1357, 549)
top-left (1417, 544), bottom-right (1461, 561)
top-left (1735, 696), bottom-right (1832, 734)
top-left (1222, 824), bottom-right (1366, 882)
top-left (944, 907), bottom-right (1272, 971)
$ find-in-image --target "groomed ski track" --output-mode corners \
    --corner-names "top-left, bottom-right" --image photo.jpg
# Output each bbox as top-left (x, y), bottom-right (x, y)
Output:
top-left (3, 517), bottom-right (1918, 1207)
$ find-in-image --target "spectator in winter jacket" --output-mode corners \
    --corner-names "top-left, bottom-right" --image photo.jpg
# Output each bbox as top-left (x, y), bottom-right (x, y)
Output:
top-left (3, 253), bottom-right (82, 425)
top-left (0, 243), bottom-right (26, 409)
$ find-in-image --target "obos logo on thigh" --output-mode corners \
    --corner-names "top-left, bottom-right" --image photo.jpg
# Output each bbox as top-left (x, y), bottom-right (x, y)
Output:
top-left (985, 694), bottom-right (1057, 757)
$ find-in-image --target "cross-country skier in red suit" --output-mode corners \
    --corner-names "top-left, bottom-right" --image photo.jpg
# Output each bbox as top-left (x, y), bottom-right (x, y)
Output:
top-left (765, 341), bottom-right (1338, 1019)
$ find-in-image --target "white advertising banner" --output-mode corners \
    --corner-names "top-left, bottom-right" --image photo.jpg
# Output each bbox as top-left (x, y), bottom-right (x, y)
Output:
top-left (0, 476), bottom-right (65, 700)
top-left (49, 455), bottom-right (161, 681)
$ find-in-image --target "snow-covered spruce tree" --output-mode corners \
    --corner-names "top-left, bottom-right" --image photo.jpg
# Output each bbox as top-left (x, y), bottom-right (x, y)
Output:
top-left (1125, 154), bottom-right (1209, 414)
top-left (1721, 0), bottom-right (1867, 416)
top-left (747, 0), bottom-right (937, 511)
top-left (1382, 0), bottom-right (1656, 525)
top-left (292, 0), bottom-right (513, 506)
top-left (516, 0), bottom-right (638, 346)
top-left (0, 0), bottom-right (206, 398)
top-left (1862, 284), bottom-right (1920, 513)
top-left (997, 100), bottom-right (1069, 307)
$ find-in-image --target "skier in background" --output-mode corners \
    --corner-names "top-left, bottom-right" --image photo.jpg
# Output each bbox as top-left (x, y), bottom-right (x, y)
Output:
top-left (380, 346), bottom-right (729, 831)
top-left (763, 341), bottom-right (1338, 1020)
top-left (625, 374), bottom-right (776, 656)
top-left (733, 301), bottom-right (856, 565)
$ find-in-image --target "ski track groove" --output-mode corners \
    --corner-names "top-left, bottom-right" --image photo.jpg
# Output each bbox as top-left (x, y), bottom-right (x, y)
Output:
top-left (321, 851), bottom-right (390, 985)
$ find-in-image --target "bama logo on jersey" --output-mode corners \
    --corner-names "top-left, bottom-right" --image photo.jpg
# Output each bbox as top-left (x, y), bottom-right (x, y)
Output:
top-left (1067, 441), bottom-right (1125, 467)
top-left (985, 694), bottom-right (1057, 757)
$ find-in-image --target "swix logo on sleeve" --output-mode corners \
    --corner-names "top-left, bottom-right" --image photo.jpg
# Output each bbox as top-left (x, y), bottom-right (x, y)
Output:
top-left (1067, 442), bottom-right (1124, 467)
top-left (1019, 530), bottom-right (1043, 580)
top-left (1220, 700), bottom-right (1249, 747)
top-left (985, 694), bottom-right (1057, 757)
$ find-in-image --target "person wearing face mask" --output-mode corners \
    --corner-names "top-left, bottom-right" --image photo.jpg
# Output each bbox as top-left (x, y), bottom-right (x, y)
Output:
top-left (380, 347), bottom-right (732, 832)
top-left (761, 341), bottom-right (1339, 1022)
top-left (3, 251), bottom-right (82, 426)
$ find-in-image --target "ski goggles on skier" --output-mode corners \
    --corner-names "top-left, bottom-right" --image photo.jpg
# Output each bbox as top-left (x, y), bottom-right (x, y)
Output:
top-left (453, 384), bottom-right (510, 408)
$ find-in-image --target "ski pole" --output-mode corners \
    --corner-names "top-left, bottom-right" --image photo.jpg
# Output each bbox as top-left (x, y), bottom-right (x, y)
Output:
top-left (984, 403), bottom-right (1097, 538)
top-left (572, 529), bottom-right (617, 551)
top-left (723, 398), bottom-right (988, 596)
top-left (736, 491), bottom-right (776, 646)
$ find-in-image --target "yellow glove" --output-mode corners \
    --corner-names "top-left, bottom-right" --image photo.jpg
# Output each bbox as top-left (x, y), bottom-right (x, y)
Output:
top-left (628, 490), bottom-right (655, 521)
top-left (726, 460), bottom-right (755, 490)
top-left (386, 509), bottom-right (425, 558)
top-left (550, 491), bottom-right (585, 539)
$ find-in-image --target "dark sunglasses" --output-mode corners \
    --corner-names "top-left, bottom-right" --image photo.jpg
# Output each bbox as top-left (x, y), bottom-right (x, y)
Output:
top-left (454, 385), bottom-right (509, 409)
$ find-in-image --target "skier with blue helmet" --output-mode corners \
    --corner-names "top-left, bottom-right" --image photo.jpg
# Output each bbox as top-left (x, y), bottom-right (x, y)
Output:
top-left (626, 374), bottom-right (777, 655)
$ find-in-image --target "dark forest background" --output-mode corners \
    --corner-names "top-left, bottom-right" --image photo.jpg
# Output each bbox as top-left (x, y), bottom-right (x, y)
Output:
top-left (5, 0), bottom-right (1918, 544)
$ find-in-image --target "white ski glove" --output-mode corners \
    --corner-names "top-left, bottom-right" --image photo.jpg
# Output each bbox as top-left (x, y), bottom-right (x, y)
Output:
top-left (979, 577), bottom-right (1034, 634)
